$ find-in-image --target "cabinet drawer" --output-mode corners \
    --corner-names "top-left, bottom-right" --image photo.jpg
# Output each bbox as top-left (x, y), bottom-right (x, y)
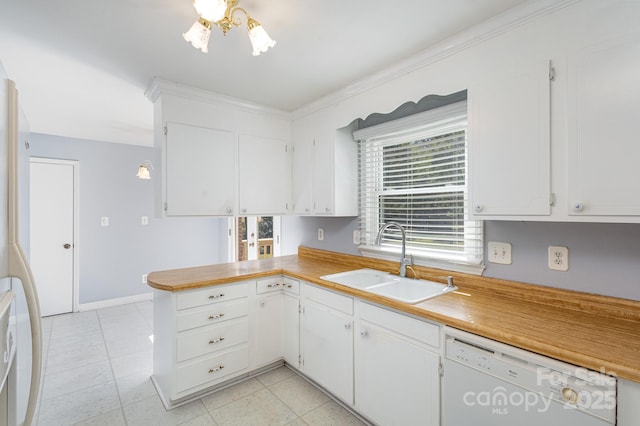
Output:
top-left (302, 282), bottom-right (353, 315)
top-left (176, 346), bottom-right (249, 393)
top-left (283, 277), bottom-right (300, 295)
top-left (177, 282), bottom-right (248, 310)
top-left (359, 301), bottom-right (440, 348)
top-left (256, 277), bottom-right (283, 294)
top-left (176, 317), bottom-right (249, 362)
top-left (177, 299), bottom-right (248, 332)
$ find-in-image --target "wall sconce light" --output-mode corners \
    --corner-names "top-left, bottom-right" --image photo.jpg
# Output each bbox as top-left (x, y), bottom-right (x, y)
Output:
top-left (137, 160), bottom-right (154, 180)
top-left (183, 0), bottom-right (276, 56)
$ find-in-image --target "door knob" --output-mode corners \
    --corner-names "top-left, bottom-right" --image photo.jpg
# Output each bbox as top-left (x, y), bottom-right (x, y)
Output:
top-left (63, 243), bottom-right (72, 249)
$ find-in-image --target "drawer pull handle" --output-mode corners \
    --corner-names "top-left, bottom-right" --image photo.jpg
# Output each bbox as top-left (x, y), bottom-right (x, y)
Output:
top-left (208, 337), bottom-right (225, 344)
top-left (208, 293), bottom-right (225, 299)
top-left (208, 313), bottom-right (225, 320)
top-left (208, 365), bottom-right (225, 374)
top-left (267, 283), bottom-right (281, 288)
top-left (286, 284), bottom-right (292, 288)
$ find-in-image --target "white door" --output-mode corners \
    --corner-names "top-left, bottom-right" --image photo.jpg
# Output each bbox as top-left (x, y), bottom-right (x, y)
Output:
top-left (30, 159), bottom-right (76, 316)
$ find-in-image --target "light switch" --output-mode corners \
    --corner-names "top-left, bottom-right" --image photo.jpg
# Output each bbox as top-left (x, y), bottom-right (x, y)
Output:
top-left (141, 216), bottom-right (149, 225)
top-left (317, 228), bottom-right (324, 241)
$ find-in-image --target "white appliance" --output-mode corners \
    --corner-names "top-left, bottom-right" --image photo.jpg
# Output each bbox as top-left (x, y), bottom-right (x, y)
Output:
top-left (1, 72), bottom-right (43, 424)
top-left (443, 327), bottom-right (616, 426)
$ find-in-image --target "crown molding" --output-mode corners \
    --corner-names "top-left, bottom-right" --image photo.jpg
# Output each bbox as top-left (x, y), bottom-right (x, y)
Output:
top-left (291, 0), bottom-right (581, 121)
top-left (145, 77), bottom-right (292, 121)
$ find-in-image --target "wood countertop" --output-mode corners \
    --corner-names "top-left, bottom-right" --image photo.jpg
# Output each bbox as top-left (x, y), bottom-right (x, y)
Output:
top-left (148, 246), bottom-right (640, 383)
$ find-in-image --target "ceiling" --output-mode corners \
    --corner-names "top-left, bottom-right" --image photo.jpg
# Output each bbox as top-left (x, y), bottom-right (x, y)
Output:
top-left (0, 0), bottom-right (530, 146)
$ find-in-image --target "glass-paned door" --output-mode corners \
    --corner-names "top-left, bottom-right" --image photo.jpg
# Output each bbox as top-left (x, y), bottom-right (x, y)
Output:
top-left (235, 216), bottom-right (280, 261)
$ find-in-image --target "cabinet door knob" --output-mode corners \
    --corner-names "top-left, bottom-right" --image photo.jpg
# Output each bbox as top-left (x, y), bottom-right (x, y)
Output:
top-left (360, 329), bottom-right (368, 337)
top-left (344, 323), bottom-right (351, 329)
top-left (474, 204), bottom-right (484, 213)
top-left (573, 202), bottom-right (584, 212)
top-left (325, 207), bottom-right (331, 213)
top-left (226, 208), bottom-right (233, 214)
top-left (63, 243), bottom-right (72, 249)
top-left (241, 208), bottom-right (247, 213)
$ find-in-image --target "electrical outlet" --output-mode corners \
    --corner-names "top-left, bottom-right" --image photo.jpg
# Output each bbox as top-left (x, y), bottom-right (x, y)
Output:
top-left (548, 246), bottom-right (569, 271)
top-left (142, 274), bottom-right (148, 284)
top-left (141, 216), bottom-right (149, 225)
top-left (488, 241), bottom-right (512, 265)
top-left (100, 217), bottom-right (109, 227)
top-left (317, 228), bottom-right (324, 241)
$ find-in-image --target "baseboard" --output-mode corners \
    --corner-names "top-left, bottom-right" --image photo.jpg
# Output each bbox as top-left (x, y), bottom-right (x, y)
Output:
top-left (78, 292), bottom-right (152, 312)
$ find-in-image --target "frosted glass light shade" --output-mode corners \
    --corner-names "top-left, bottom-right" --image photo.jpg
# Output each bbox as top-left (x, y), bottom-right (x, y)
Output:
top-left (193, 0), bottom-right (227, 22)
top-left (248, 23), bottom-right (276, 56)
top-left (183, 19), bottom-right (212, 53)
top-left (136, 164), bottom-right (151, 179)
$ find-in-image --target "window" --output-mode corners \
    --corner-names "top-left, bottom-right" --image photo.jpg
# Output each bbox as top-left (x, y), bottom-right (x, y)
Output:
top-left (354, 101), bottom-right (483, 274)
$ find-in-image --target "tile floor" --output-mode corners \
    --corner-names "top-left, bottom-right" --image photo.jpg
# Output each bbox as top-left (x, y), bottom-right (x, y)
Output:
top-left (36, 301), bottom-right (366, 425)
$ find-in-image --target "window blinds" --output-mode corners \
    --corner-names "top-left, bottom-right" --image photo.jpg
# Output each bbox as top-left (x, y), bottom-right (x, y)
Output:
top-left (354, 101), bottom-right (483, 270)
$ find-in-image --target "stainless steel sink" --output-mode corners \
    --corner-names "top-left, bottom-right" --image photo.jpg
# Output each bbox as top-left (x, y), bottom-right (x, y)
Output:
top-left (320, 268), bottom-right (457, 304)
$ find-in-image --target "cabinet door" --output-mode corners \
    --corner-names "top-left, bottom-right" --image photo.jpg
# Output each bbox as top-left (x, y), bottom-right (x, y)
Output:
top-left (313, 134), bottom-right (334, 215)
top-left (238, 135), bottom-right (290, 215)
top-left (356, 321), bottom-right (440, 426)
top-left (253, 293), bottom-right (283, 368)
top-left (165, 123), bottom-right (235, 216)
top-left (292, 129), bottom-right (314, 215)
top-left (469, 61), bottom-right (551, 217)
top-left (301, 299), bottom-right (353, 405)
top-left (567, 34), bottom-right (640, 217)
top-left (282, 293), bottom-right (300, 368)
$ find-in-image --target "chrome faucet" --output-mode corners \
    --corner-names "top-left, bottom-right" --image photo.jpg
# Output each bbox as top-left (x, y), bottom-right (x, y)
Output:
top-left (375, 222), bottom-right (411, 278)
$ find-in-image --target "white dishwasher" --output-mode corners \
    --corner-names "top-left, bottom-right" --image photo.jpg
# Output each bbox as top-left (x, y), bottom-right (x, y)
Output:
top-left (443, 327), bottom-right (616, 426)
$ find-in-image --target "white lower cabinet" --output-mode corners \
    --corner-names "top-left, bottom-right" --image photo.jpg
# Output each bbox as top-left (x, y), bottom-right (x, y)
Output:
top-left (154, 277), bottom-right (442, 421)
top-left (618, 378), bottom-right (640, 426)
top-left (355, 301), bottom-right (441, 426)
top-left (300, 283), bottom-right (354, 405)
top-left (152, 282), bottom-right (250, 406)
top-left (254, 276), bottom-right (300, 369)
top-left (254, 291), bottom-right (283, 368)
top-left (282, 291), bottom-right (300, 367)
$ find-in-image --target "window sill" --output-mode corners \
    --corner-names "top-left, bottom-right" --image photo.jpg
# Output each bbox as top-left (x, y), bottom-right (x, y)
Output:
top-left (358, 245), bottom-right (485, 276)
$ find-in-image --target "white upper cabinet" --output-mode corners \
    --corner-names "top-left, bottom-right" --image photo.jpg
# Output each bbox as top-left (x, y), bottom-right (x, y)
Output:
top-left (469, 60), bottom-right (552, 218)
top-left (238, 135), bottom-right (290, 215)
top-left (165, 123), bottom-right (235, 216)
top-left (292, 110), bottom-right (357, 216)
top-left (149, 82), bottom-right (291, 218)
top-left (567, 33), bottom-right (640, 218)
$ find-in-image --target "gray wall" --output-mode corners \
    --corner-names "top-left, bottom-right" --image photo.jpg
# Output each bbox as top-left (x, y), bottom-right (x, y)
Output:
top-left (290, 217), bottom-right (640, 301)
top-left (483, 221), bottom-right (640, 301)
top-left (29, 134), bottom-right (225, 304)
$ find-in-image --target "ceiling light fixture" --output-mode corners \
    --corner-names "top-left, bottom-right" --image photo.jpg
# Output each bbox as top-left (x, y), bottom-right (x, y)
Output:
top-left (183, 0), bottom-right (276, 56)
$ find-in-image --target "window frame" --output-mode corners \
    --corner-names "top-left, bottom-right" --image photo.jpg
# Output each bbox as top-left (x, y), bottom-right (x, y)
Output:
top-left (354, 101), bottom-right (484, 275)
